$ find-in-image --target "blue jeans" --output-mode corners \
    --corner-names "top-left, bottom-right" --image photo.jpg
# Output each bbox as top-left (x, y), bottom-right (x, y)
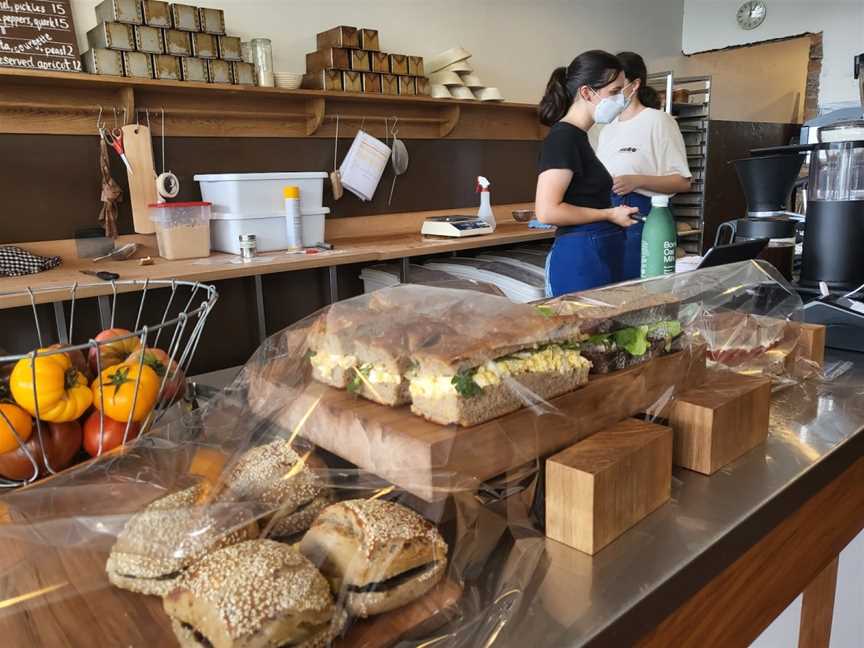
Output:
top-left (545, 225), bottom-right (626, 297)
top-left (612, 192), bottom-right (652, 281)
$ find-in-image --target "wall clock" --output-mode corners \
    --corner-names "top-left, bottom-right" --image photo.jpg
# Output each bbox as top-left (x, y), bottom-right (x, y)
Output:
top-left (737, 1), bottom-right (767, 30)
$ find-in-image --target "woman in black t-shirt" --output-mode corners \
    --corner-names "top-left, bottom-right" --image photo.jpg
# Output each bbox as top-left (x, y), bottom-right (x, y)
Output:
top-left (535, 50), bottom-right (639, 297)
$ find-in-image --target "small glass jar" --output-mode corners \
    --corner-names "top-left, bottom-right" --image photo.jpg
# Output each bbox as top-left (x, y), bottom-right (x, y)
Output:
top-left (239, 233), bottom-right (257, 260)
top-left (250, 38), bottom-right (274, 87)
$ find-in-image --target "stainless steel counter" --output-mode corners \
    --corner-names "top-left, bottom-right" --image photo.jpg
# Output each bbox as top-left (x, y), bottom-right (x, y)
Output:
top-left (503, 350), bottom-right (864, 647)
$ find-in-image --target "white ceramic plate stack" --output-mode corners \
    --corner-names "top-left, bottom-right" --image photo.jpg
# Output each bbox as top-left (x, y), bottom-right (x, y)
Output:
top-left (274, 72), bottom-right (304, 89)
top-left (426, 46), bottom-right (505, 102)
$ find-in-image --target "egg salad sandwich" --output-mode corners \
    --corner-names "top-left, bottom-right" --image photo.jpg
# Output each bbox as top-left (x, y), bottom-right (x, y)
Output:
top-left (538, 285), bottom-right (683, 374)
top-left (299, 499), bottom-right (448, 617)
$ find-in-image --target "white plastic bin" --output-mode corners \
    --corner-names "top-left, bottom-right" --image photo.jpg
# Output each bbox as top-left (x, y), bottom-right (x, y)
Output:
top-left (302, 211), bottom-right (326, 247)
top-left (210, 208), bottom-right (330, 254)
top-left (194, 172), bottom-right (328, 216)
top-left (149, 201), bottom-right (212, 260)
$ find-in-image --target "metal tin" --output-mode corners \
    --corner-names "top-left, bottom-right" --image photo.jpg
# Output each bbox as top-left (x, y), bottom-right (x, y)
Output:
top-left (170, 3), bottom-right (200, 31)
top-left (232, 61), bottom-right (255, 86)
top-left (207, 59), bottom-right (232, 84)
top-left (306, 47), bottom-right (349, 72)
top-left (163, 29), bottom-right (192, 57)
top-left (349, 49), bottom-right (370, 72)
top-left (316, 25), bottom-right (359, 50)
top-left (122, 51), bottom-right (154, 78)
top-left (371, 51), bottom-right (389, 73)
top-left (81, 48), bottom-right (124, 76)
top-left (198, 7), bottom-right (226, 35)
top-left (181, 56), bottom-right (208, 82)
top-left (397, 75), bottom-right (416, 96)
top-left (218, 36), bottom-right (242, 61)
top-left (134, 25), bottom-right (164, 54)
top-left (359, 28), bottom-right (379, 51)
top-left (342, 70), bottom-right (362, 93)
top-left (152, 53), bottom-right (182, 80)
top-left (191, 32), bottom-right (218, 59)
top-left (87, 22), bottom-right (136, 52)
top-left (239, 234), bottom-right (257, 259)
top-left (94, 0), bottom-right (142, 25)
top-left (141, 0), bottom-right (171, 28)
top-left (361, 72), bottom-right (381, 94)
top-left (389, 54), bottom-right (408, 76)
top-left (415, 76), bottom-right (430, 96)
top-left (381, 73), bottom-right (399, 96)
top-left (302, 69), bottom-right (342, 91)
top-left (408, 56), bottom-right (424, 76)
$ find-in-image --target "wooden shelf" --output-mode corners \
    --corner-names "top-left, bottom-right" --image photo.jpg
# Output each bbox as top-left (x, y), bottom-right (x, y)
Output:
top-left (0, 68), bottom-right (544, 140)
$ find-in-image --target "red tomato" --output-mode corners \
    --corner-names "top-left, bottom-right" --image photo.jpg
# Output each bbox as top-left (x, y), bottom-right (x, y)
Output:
top-left (82, 411), bottom-right (140, 457)
top-left (87, 329), bottom-right (141, 375)
top-left (0, 420), bottom-right (82, 481)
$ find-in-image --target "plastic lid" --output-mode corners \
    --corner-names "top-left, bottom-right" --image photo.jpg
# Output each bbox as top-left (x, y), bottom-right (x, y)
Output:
top-left (284, 186), bottom-right (300, 199)
top-left (651, 195), bottom-right (670, 207)
top-left (148, 201), bottom-right (212, 208)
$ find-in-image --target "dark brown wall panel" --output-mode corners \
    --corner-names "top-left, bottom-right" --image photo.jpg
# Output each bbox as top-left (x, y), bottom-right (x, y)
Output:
top-left (0, 135), bottom-right (540, 244)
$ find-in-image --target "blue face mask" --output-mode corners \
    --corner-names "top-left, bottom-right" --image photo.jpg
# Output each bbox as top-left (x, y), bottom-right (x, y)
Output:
top-left (590, 82), bottom-right (634, 124)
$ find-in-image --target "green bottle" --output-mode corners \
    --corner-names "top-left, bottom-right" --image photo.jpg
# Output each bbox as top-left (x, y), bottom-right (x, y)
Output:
top-left (640, 195), bottom-right (677, 278)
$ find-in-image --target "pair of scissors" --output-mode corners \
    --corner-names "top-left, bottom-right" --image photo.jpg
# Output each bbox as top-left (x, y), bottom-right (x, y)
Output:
top-left (104, 128), bottom-right (134, 175)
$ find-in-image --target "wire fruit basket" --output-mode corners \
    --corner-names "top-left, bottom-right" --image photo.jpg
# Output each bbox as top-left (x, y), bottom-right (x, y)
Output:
top-left (0, 279), bottom-right (218, 487)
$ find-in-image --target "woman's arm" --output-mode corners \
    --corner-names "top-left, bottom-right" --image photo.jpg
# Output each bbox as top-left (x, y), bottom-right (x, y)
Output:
top-left (536, 169), bottom-right (638, 227)
top-left (612, 173), bottom-right (691, 196)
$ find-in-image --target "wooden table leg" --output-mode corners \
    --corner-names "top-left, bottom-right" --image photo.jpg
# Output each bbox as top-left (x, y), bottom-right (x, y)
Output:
top-left (798, 557), bottom-right (839, 648)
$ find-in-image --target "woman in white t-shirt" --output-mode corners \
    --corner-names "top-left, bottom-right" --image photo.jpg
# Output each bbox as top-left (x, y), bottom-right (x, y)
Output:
top-left (597, 52), bottom-right (692, 280)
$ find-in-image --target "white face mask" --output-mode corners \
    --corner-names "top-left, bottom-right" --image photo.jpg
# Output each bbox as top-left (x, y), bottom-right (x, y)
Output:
top-left (590, 82), bottom-right (634, 124)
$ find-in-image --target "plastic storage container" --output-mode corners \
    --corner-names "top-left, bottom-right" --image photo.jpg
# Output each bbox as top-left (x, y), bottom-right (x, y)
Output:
top-left (149, 202), bottom-right (212, 260)
top-left (209, 208), bottom-right (331, 254)
top-left (302, 211), bottom-right (326, 247)
top-left (194, 172), bottom-right (328, 216)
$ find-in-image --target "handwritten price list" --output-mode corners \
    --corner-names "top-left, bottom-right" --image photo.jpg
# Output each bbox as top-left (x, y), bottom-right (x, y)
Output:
top-left (0, 0), bottom-right (81, 72)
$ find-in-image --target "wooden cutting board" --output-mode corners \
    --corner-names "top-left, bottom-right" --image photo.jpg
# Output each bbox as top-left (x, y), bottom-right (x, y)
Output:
top-left (121, 124), bottom-right (158, 235)
top-left (258, 346), bottom-right (707, 501)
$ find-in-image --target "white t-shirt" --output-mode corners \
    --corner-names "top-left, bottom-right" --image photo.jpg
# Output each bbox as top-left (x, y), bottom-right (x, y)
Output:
top-left (596, 107), bottom-right (692, 197)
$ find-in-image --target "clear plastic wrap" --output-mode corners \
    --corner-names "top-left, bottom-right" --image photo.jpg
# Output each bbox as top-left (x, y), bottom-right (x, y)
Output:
top-left (0, 260), bottom-right (834, 647)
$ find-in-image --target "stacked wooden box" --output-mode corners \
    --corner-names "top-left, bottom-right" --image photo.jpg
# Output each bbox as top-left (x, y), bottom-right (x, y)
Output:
top-left (302, 25), bottom-right (430, 96)
top-left (81, 0), bottom-right (256, 85)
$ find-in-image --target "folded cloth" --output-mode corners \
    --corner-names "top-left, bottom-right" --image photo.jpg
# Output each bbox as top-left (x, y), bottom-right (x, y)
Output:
top-left (0, 246), bottom-right (62, 277)
top-left (528, 219), bottom-right (555, 230)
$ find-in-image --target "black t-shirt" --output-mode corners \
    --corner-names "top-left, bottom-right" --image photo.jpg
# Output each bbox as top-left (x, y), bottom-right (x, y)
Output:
top-left (538, 122), bottom-right (613, 235)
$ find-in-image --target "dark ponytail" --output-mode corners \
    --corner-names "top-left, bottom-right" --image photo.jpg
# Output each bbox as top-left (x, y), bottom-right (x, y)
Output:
top-left (616, 51), bottom-right (662, 110)
top-left (538, 50), bottom-right (622, 126)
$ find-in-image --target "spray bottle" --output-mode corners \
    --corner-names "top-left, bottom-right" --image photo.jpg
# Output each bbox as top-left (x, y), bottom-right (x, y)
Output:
top-left (476, 176), bottom-right (496, 230)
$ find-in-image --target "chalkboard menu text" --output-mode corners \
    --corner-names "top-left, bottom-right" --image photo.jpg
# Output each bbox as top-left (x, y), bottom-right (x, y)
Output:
top-left (0, 1), bottom-right (82, 72)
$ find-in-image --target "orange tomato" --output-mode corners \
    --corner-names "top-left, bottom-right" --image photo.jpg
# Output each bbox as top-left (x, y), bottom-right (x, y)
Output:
top-left (0, 403), bottom-right (33, 454)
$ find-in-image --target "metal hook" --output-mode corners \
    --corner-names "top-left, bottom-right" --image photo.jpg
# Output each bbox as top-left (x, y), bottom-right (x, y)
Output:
top-left (113, 106), bottom-right (119, 130)
top-left (390, 116), bottom-right (399, 137)
top-left (360, 115), bottom-right (366, 132)
top-left (96, 105), bottom-right (104, 131)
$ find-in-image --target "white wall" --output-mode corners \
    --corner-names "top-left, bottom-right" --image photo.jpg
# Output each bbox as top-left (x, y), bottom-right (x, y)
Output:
top-left (682, 0), bottom-right (864, 112)
top-left (69, 0), bottom-right (686, 104)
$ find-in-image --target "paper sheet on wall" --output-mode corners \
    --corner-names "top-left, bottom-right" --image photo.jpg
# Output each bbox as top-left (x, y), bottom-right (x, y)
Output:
top-left (338, 130), bottom-right (391, 201)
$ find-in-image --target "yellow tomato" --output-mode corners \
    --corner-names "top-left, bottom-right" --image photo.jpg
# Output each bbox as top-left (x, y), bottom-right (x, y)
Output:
top-left (0, 403), bottom-right (33, 455)
top-left (91, 364), bottom-right (160, 423)
top-left (10, 351), bottom-right (93, 423)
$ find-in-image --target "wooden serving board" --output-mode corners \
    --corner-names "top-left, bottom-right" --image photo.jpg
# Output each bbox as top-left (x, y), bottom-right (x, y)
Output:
top-left (0, 536), bottom-right (462, 647)
top-left (267, 346), bottom-right (707, 501)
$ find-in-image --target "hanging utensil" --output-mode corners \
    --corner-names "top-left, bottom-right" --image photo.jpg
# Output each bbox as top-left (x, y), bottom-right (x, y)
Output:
top-left (330, 114), bottom-right (343, 200)
top-left (97, 106), bottom-right (122, 239)
top-left (388, 117), bottom-right (408, 206)
top-left (156, 107), bottom-right (180, 200)
top-left (93, 242), bottom-right (139, 262)
top-left (121, 114), bottom-right (159, 234)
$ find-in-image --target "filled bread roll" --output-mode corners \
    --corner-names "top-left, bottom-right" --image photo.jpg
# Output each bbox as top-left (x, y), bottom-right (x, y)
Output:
top-left (164, 539), bottom-right (342, 648)
top-left (106, 484), bottom-right (258, 596)
top-left (299, 499), bottom-right (448, 617)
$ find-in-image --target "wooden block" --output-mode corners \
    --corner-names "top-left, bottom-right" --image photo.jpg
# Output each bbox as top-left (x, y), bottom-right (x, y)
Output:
top-left (306, 47), bottom-right (350, 72)
top-left (381, 73), bottom-right (399, 95)
top-left (795, 322), bottom-right (826, 367)
top-left (408, 56), bottom-right (424, 76)
top-left (669, 369), bottom-right (771, 475)
top-left (371, 51), bottom-right (390, 73)
top-left (545, 418), bottom-right (672, 555)
top-left (415, 77), bottom-right (429, 96)
top-left (302, 69), bottom-right (343, 91)
top-left (359, 28), bottom-right (380, 51)
top-left (362, 72), bottom-right (382, 94)
top-left (342, 70), bottom-right (363, 93)
top-left (317, 25), bottom-right (360, 50)
top-left (397, 76), bottom-right (416, 96)
top-left (349, 49), bottom-right (371, 71)
top-left (389, 54), bottom-right (409, 75)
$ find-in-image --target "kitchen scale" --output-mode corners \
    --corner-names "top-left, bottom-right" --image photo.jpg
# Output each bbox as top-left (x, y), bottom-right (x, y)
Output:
top-left (802, 291), bottom-right (864, 354)
top-left (421, 215), bottom-right (494, 238)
